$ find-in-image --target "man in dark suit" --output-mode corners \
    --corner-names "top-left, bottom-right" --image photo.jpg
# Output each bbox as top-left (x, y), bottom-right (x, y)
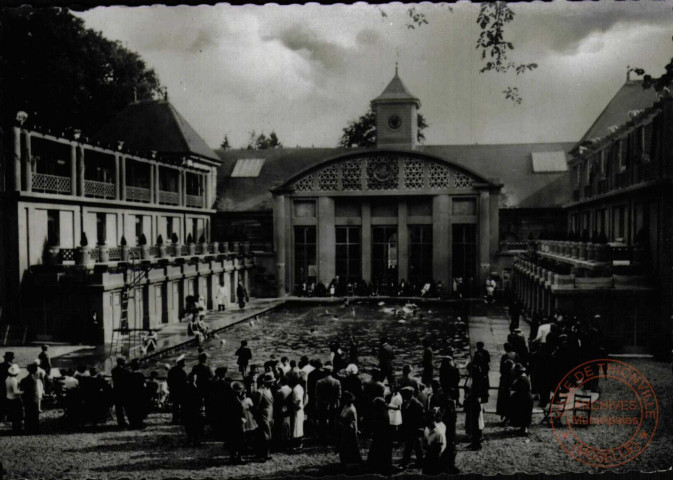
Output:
top-left (191, 352), bottom-right (214, 402)
top-left (126, 359), bottom-right (148, 429)
top-left (397, 364), bottom-right (419, 394)
top-left (167, 355), bottom-right (188, 425)
top-left (315, 364), bottom-right (341, 443)
top-left (20, 363), bottom-right (41, 434)
top-left (252, 372), bottom-right (275, 461)
top-left (111, 356), bottom-right (130, 427)
top-left (0, 351), bottom-right (15, 421)
top-left (400, 386), bottom-right (425, 468)
top-left (378, 338), bottom-right (395, 385)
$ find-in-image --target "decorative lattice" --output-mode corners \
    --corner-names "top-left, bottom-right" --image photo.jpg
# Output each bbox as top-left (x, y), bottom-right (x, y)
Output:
top-left (317, 165), bottom-right (338, 191)
top-left (366, 157), bottom-right (399, 190)
top-left (341, 160), bottom-right (361, 191)
top-left (404, 158), bottom-right (424, 189)
top-left (453, 172), bottom-right (474, 189)
top-left (428, 163), bottom-right (451, 189)
top-left (294, 174), bottom-right (314, 192)
top-left (126, 186), bottom-right (151, 203)
top-left (186, 194), bottom-right (204, 208)
top-left (159, 190), bottom-right (180, 205)
top-left (32, 173), bottom-right (72, 194)
top-left (84, 179), bottom-right (116, 199)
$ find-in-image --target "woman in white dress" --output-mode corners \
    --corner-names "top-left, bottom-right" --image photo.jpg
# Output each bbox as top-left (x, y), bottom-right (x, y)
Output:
top-left (291, 379), bottom-right (305, 450)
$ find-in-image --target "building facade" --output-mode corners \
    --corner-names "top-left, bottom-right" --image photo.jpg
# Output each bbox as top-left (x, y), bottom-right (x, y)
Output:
top-left (511, 81), bottom-right (672, 355)
top-left (0, 100), bottom-right (254, 347)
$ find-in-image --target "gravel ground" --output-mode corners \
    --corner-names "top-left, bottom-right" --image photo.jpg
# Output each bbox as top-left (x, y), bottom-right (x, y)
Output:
top-left (1, 358), bottom-right (670, 479)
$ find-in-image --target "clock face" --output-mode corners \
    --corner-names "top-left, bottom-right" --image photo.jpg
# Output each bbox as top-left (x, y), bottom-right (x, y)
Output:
top-left (388, 115), bottom-right (402, 130)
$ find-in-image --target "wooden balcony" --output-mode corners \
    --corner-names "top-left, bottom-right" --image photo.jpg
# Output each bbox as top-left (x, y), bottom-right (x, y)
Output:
top-left (32, 173), bottom-right (72, 194)
top-left (126, 185), bottom-right (152, 203)
top-left (158, 190), bottom-right (180, 205)
top-left (186, 194), bottom-right (204, 208)
top-left (84, 179), bottom-right (116, 199)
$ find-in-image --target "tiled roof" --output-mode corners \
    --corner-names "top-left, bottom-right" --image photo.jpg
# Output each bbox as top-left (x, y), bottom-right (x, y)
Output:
top-left (215, 142), bottom-right (575, 212)
top-left (371, 73), bottom-right (420, 106)
top-left (93, 99), bottom-right (219, 162)
top-left (575, 80), bottom-right (659, 150)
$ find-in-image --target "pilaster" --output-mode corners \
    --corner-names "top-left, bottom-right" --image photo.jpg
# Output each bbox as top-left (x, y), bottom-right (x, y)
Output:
top-left (397, 200), bottom-right (408, 283)
top-left (361, 201), bottom-right (372, 283)
top-left (432, 194), bottom-right (450, 288)
top-left (318, 197), bottom-right (336, 285)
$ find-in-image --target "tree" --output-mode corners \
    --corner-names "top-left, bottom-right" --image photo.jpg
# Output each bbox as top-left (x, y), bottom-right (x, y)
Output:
top-left (0, 7), bottom-right (163, 135)
top-left (220, 134), bottom-right (231, 150)
top-left (245, 130), bottom-right (283, 149)
top-left (630, 37), bottom-right (673, 93)
top-left (338, 108), bottom-right (428, 148)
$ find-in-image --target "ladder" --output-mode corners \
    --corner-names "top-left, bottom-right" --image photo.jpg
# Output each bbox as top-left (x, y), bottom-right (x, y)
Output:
top-left (109, 249), bottom-right (152, 360)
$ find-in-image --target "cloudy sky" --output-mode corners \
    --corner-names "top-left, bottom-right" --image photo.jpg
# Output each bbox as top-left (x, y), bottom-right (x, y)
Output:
top-left (76, 2), bottom-right (673, 150)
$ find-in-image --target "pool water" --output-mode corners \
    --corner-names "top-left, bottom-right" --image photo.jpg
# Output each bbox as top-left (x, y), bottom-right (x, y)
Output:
top-left (145, 301), bottom-right (470, 380)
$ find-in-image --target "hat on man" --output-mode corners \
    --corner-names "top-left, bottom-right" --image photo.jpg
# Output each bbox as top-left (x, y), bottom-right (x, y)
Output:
top-left (8, 364), bottom-right (20, 376)
top-left (514, 328), bottom-right (522, 333)
top-left (262, 372), bottom-right (275, 384)
top-left (346, 364), bottom-right (359, 375)
top-left (231, 381), bottom-right (244, 392)
top-left (400, 386), bottom-right (415, 396)
top-left (3, 351), bottom-right (15, 360)
top-left (176, 354), bottom-right (186, 364)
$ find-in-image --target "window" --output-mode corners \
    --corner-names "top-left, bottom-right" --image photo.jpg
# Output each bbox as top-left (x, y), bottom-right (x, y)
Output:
top-left (294, 226), bottom-right (316, 285)
top-left (231, 158), bottom-right (265, 177)
top-left (409, 225), bottom-right (432, 284)
top-left (372, 226), bottom-right (398, 283)
top-left (135, 216), bottom-right (143, 246)
top-left (612, 207), bottom-right (626, 241)
top-left (335, 226), bottom-right (361, 281)
top-left (452, 224), bottom-right (476, 284)
top-left (166, 217), bottom-right (174, 239)
top-left (293, 200), bottom-right (316, 218)
top-left (192, 218), bottom-right (199, 240)
top-left (96, 213), bottom-right (106, 245)
top-left (47, 210), bottom-right (60, 246)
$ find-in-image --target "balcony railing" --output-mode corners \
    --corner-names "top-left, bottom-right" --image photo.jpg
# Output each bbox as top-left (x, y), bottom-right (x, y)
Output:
top-left (84, 179), bottom-right (116, 199)
top-left (158, 190), bottom-right (180, 205)
top-left (32, 173), bottom-right (72, 194)
top-left (186, 194), bottom-right (204, 208)
top-left (637, 161), bottom-right (660, 183)
top-left (126, 185), bottom-right (152, 203)
top-left (616, 171), bottom-right (630, 189)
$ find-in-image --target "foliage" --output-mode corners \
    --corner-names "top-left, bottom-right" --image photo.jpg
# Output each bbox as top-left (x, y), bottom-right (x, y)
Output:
top-left (220, 134), bottom-right (231, 150)
top-left (80, 232), bottom-right (88, 247)
top-left (245, 130), bottom-right (283, 150)
top-left (338, 108), bottom-right (428, 148)
top-left (138, 233), bottom-right (147, 246)
top-left (0, 7), bottom-right (163, 135)
top-left (186, 233), bottom-right (194, 244)
top-left (120, 235), bottom-right (127, 246)
top-left (630, 38), bottom-right (673, 93)
top-left (156, 234), bottom-right (163, 245)
top-left (171, 232), bottom-right (179, 244)
top-left (198, 234), bottom-right (206, 243)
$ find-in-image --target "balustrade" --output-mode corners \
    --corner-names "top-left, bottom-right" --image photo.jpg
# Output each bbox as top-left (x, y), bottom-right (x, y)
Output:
top-left (84, 179), bottom-right (116, 199)
top-left (125, 185), bottom-right (151, 203)
top-left (32, 173), bottom-right (72, 194)
top-left (186, 194), bottom-right (204, 208)
top-left (158, 190), bottom-right (180, 205)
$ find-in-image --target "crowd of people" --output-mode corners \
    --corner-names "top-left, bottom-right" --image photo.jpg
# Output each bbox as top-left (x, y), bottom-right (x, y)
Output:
top-left (1, 290), bottom-right (608, 475)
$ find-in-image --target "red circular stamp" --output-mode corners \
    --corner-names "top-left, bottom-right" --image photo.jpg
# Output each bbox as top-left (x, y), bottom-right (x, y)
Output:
top-left (550, 358), bottom-right (659, 468)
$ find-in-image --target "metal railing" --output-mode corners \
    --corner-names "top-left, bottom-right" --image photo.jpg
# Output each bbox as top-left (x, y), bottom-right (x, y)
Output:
top-left (84, 179), bottom-right (116, 199)
top-left (186, 194), bottom-right (204, 208)
top-left (158, 190), bottom-right (180, 205)
top-left (126, 185), bottom-right (152, 203)
top-left (32, 173), bottom-right (72, 194)
top-left (108, 247), bottom-right (121, 261)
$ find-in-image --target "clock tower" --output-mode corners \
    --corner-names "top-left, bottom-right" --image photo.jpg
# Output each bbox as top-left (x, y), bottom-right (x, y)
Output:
top-left (371, 68), bottom-right (421, 150)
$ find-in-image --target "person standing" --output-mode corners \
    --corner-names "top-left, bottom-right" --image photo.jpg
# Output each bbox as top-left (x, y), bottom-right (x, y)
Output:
top-left (361, 369), bottom-right (385, 435)
top-left (191, 352), bottom-right (214, 402)
top-left (167, 355), bottom-right (188, 425)
top-left (111, 356), bottom-right (130, 427)
top-left (272, 377), bottom-right (292, 453)
top-left (471, 342), bottom-right (491, 403)
top-left (236, 281), bottom-right (248, 310)
top-left (509, 299), bottom-right (521, 333)
top-left (5, 363), bottom-right (23, 433)
top-left (508, 363), bottom-right (534, 435)
top-left (497, 359), bottom-right (515, 424)
top-left (439, 357), bottom-right (460, 403)
top-left (378, 338), bottom-right (395, 386)
top-left (236, 340), bottom-right (252, 379)
top-left (464, 386), bottom-right (484, 450)
top-left (315, 364), bottom-right (341, 443)
top-left (227, 381), bottom-right (247, 464)
top-left (252, 372), bottom-right (275, 462)
top-left (396, 365), bottom-right (419, 394)
top-left (400, 386), bottom-right (425, 469)
top-left (290, 376), bottom-right (305, 451)
top-left (126, 359), bottom-right (148, 429)
top-left (338, 391), bottom-right (362, 469)
top-left (38, 345), bottom-right (51, 378)
top-left (0, 351), bottom-right (15, 421)
top-left (216, 282), bottom-right (227, 311)
top-left (422, 410), bottom-right (447, 475)
top-left (20, 363), bottom-right (41, 434)
top-left (387, 383), bottom-right (403, 440)
top-left (421, 339), bottom-right (434, 386)
top-left (182, 373), bottom-right (203, 447)
top-left (368, 396), bottom-right (393, 475)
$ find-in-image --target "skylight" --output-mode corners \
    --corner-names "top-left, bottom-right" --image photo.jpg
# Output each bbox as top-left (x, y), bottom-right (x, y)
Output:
top-left (231, 158), bottom-right (265, 177)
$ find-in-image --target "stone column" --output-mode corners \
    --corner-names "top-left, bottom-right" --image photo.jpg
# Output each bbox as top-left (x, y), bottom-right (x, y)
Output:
top-left (70, 143), bottom-right (77, 196)
top-left (397, 200), bottom-right (408, 284)
top-left (22, 132), bottom-right (32, 192)
top-left (120, 156), bottom-right (126, 201)
top-left (202, 173), bottom-right (208, 208)
top-left (273, 195), bottom-right (287, 296)
top-left (154, 164), bottom-right (161, 204)
top-left (361, 201), bottom-right (372, 283)
top-left (13, 127), bottom-right (21, 191)
top-left (478, 191), bottom-right (491, 284)
top-left (318, 197), bottom-right (336, 285)
top-left (178, 168), bottom-right (184, 206)
top-left (77, 145), bottom-right (85, 197)
top-left (432, 195), bottom-right (450, 289)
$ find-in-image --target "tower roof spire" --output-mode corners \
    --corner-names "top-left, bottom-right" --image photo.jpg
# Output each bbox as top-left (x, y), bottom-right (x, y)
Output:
top-left (371, 70), bottom-right (420, 108)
